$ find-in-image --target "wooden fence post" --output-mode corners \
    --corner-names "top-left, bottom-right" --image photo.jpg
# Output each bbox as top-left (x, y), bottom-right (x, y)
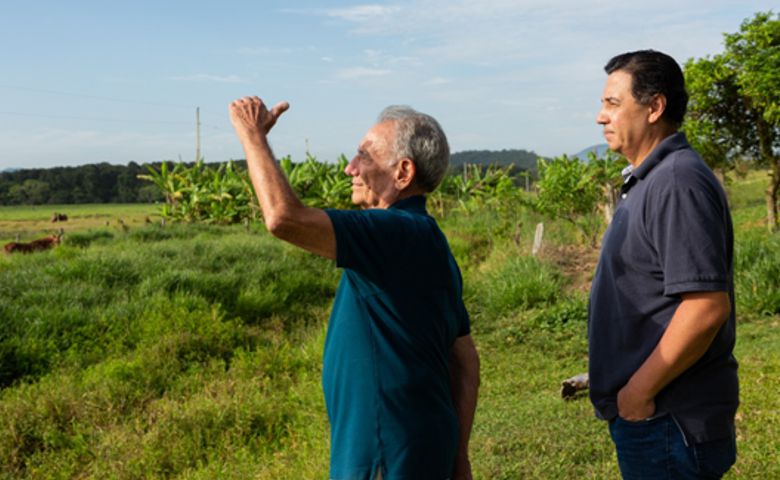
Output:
top-left (532, 222), bottom-right (544, 256)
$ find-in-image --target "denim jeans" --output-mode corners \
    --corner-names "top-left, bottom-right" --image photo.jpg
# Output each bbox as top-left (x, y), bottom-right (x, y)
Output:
top-left (608, 414), bottom-right (736, 479)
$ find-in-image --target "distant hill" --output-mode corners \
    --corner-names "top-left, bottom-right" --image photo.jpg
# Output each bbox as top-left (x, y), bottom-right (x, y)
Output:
top-left (573, 144), bottom-right (609, 161)
top-left (449, 149), bottom-right (539, 173)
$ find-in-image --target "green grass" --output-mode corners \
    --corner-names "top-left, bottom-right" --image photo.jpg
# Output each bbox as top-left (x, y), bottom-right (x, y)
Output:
top-left (0, 203), bottom-right (159, 244)
top-left (1, 171), bottom-right (779, 478)
top-left (730, 317), bottom-right (780, 477)
top-left (1, 224), bottom-right (337, 479)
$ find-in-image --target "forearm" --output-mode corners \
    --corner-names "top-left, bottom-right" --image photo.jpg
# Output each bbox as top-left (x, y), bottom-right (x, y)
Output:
top-left (229, 96), bottom-right (336, 258)
top-left (452, 371), bottom-right (479, 460)
top-left (623, 292), bottom-right (730, 407)
top-left (238, 131), bottom-right (305, 227)
top-left (449, 336), bottom-right (480, 478)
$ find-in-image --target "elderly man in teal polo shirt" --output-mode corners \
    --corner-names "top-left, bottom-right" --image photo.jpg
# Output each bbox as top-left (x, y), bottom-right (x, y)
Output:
top-left (230, 96), bottom-right (480, 480)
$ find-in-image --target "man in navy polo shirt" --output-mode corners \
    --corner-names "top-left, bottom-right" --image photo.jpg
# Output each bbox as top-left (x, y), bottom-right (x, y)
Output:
top-left (589, 50), bottom-right (739, 478)
top-left (229, 96), bottom-right (480, 480)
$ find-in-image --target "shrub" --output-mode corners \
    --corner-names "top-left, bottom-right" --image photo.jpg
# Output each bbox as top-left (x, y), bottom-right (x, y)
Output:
top-left (475, 254), bottom-right (563, 318)
top-left (735, 231), bottom-right (780, 316)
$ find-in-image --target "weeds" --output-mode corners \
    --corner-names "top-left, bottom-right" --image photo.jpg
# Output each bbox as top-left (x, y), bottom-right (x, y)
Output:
top-left (1, 170), bottom-right (779, 478)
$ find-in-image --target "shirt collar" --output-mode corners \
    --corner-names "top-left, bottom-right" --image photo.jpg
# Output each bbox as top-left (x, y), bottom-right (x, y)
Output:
top-left (632, 131), bottom-right (690, 180)
top-left (389, 195), bottom-right (427, 214)
top-left (621, 164), bottom-right (634, 183)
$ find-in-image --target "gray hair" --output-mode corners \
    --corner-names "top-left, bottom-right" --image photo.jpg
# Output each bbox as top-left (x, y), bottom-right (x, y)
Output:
top-left (377, 105), bottom-right (450, 192)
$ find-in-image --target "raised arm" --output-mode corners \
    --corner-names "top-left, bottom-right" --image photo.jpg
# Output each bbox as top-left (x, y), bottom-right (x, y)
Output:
top-left (229, 96), bottom-right (336, 259)
top-left (449, 334), bottom-right (480, 480)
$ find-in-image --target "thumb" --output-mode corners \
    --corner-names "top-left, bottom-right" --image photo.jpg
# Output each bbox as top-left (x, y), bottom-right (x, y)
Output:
top-left (270, 101), bottom-right (290, 121)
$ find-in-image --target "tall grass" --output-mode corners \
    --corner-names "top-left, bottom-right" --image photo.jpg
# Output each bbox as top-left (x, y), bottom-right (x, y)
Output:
top-left (735, 230), bottom-right (780, 317)
top-left (1, 171), bottom-right (779, 478)
top-left (0, 224), bottom-right (340, 478)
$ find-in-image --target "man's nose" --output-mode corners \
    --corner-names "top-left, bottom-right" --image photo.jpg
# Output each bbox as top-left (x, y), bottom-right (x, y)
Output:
top-left (596, 106), bottom-right (608, 125)
top-left (345, 156), bottom-right (358, 176)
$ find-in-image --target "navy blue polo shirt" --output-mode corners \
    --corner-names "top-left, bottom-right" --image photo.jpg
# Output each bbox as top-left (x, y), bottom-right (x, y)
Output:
top-left (323, 195), bottom-right (470, 480)
top-left (588, 132), bottom-right (738, 443)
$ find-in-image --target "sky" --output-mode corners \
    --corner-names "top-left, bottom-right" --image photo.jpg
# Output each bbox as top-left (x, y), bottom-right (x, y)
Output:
top-left (0, 0), bottom-right (775, 170)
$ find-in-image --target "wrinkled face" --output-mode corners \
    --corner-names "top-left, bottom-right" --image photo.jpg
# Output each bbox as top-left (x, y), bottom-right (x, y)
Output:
top-left (596, 70), bottom-right (652, 164)
top-left (344, 121), bottom-right (400, 209)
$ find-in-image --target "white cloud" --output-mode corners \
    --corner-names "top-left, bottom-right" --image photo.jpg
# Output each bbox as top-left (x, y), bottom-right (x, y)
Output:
top-left (237, 45), bottom-right (316, 56)
top-left (423, 77), bottom-right (452, 86)
top-left (324, 5), bottom-right (401, 22)
top-left (169, 74), bottom-right (247, 84)
top-left (336, 67), bottom-right (392, 79)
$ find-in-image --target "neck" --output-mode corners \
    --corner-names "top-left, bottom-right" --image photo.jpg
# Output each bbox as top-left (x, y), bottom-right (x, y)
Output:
top-left (396, 185), bottom-right (426, 202)
top-left (628, 125), bottom-right (677, 168)
top-left (372, 186), bottom-right (426, 209)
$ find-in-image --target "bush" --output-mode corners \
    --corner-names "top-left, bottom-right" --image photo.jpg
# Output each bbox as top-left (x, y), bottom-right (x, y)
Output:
top-left (735, 231), bottom-right (780, 316)
top-left (474, 254), bottom-right (563, 318)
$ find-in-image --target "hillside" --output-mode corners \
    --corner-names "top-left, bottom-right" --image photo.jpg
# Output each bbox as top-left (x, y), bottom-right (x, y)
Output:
top-left (449, 149), bottom-right (539, 172)
top-left (572, 143), bottom-right (609, 161)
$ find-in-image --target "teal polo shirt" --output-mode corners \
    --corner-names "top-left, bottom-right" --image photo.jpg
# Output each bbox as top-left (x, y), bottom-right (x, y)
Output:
top-left (323, 195), bottom-right (470, 480)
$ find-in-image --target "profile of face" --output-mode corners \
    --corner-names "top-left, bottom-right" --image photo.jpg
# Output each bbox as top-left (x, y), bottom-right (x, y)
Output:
top-left (344, 121), bottom-right (402, 209)
top-left (596, 70), bottom-right (655, 163)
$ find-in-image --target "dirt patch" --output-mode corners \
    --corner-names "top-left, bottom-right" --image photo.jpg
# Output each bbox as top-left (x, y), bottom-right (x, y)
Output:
top-left (539, 243), bottom-right (600, 293)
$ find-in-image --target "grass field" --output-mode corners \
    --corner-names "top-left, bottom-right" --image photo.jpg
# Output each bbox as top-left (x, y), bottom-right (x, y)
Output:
top-left (0, 203), bottom-right (159, 244)
top-left (1, 171), bottom-right (779, 478)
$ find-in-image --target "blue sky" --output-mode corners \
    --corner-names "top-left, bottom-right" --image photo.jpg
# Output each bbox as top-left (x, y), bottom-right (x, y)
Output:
top-left (0, 1), bottom-right (775, 170)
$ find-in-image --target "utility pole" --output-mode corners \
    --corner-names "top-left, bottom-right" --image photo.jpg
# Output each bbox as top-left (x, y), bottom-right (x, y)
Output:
top-left (195, 106), bottom-right (201, 162)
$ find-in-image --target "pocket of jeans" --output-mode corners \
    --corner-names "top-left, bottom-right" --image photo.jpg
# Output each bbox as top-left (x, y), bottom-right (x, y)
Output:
top-left (615, 411), bottom-right (668, 426)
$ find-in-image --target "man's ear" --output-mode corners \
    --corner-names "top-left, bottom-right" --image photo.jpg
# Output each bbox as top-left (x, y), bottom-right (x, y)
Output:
top-left (394, 158), bottom-right (416, 190)
top-left (648, 93), bottom-right (667, 124)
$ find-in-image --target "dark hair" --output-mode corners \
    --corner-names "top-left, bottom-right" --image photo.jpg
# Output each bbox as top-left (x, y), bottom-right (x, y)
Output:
top-left (605, 50), bottom-right (688, 127)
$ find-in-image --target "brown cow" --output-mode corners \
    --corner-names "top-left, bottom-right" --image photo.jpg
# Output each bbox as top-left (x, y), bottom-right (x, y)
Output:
top-left (51, 212), bottom-right (68, 222)
top-left (4, 230), bottom-right (63, 254)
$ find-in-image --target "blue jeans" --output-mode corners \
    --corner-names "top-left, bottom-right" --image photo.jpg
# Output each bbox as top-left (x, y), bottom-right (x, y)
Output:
top-left (608, 414), bottom-right (736, 479)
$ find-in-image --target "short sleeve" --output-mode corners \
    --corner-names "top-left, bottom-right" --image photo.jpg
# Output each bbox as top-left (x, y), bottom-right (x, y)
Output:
top-left (647, 167), bottom-right (731, 296)
top-left (325, 208), bottom-right (410, 283)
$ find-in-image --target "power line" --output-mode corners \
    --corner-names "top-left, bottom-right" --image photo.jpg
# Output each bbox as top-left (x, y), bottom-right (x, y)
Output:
top-left (0, 110), bottom-right (193, 126)
top-left (0, 83), bottom-right (193, 109)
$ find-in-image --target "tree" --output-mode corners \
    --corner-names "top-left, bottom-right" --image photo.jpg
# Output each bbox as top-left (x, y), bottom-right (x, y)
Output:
top-left (8, 179), bottom-right (50, 205)
top-left (684, 11), bottom-right (780, 230)
top-left (533, 154), bottom-right (625, 246)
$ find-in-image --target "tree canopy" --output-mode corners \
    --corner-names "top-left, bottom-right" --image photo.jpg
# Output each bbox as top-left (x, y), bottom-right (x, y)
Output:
top-left (684, 11), bottom-right (780, 230)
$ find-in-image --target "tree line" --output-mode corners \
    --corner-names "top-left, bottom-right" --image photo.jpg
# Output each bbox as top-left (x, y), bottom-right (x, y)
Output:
top-left (0, 162), bottom-right (164, 205)
top-left (0, 150), bottom-right (539, 207)
top-left (450, 149), bottom-right (539, 173)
